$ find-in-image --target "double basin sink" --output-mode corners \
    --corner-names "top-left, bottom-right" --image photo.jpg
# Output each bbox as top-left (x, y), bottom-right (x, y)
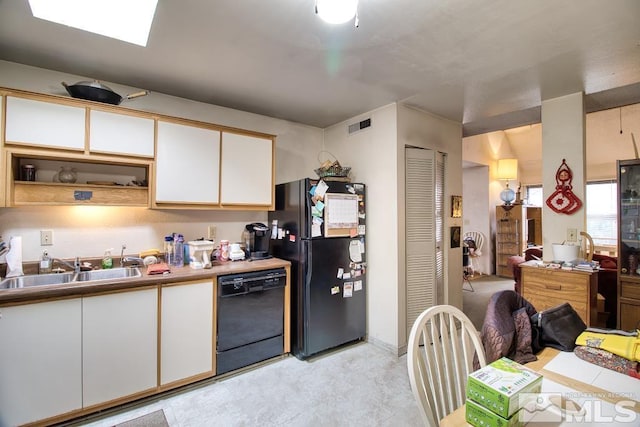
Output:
top-left (0, 267), bottom-right (142, 290)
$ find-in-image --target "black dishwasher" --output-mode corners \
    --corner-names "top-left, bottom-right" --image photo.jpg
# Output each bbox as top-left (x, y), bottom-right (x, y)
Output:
top-left (216, 268), bottom-right (286, 374)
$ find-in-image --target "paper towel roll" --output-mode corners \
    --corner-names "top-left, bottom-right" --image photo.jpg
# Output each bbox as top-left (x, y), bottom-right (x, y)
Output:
top-left (5, 236), bottom-right (24, 278)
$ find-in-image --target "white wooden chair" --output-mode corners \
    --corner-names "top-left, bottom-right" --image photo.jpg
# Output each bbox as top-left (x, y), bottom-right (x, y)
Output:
top-left (407, 305), bottom-right (487, 426)
top-left (463, 231), bottom-right (485, 276)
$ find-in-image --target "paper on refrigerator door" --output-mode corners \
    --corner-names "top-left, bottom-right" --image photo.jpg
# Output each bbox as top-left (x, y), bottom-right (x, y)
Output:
top-left (349, 240), bottom-right (362, 262)
top-left (343, 282), bottom-right (353, 298)
top-left (315, 180), bottom-right (329, 198)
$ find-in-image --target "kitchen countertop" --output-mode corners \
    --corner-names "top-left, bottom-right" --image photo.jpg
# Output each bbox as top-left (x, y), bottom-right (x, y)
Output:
top-left (0, 257), bottom-right (291, 306)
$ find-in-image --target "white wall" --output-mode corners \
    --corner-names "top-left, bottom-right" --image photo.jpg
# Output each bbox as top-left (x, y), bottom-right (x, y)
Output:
top-left (541, 92), bottom-right (586, 260)
top-left (397, 104), bottom-right (463, 319)
top-left (462, 166), bottom-right (492, 275)
top-left (322, 102), bottom-right (462, 353)
top-left (0, 61), bottom-right (323, 261)
top-left (323, 103), bottom-right (400, 352)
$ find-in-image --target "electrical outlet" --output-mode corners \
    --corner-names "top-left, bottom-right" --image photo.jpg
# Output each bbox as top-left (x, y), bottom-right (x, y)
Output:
top-left (207, 225), bottom-right (217, 241)
top-left (567, 228), bottom-right (577, 242)
top-left (40, 230), bottom-right (53, 246)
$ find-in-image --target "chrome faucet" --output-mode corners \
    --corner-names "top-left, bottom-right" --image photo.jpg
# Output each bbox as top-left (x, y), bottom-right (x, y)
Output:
top-left (53, 257), bottom-right (81, 274)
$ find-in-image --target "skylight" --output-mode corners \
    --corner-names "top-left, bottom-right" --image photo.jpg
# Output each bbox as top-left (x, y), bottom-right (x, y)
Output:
top-left (28, 0), bottom-right (158, 47)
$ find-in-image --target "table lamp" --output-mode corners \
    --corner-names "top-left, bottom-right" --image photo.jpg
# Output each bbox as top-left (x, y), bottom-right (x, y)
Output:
top-left (497, 159), bottom-right (518, 205)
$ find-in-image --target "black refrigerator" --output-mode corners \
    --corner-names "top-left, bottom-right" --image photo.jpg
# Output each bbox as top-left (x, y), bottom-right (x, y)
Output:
top-left (268, 178), bottom-right (366, 360)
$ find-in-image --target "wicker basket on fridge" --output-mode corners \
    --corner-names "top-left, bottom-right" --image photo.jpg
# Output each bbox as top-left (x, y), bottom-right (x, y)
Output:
top-left (314, 151), bottom-right (351, 179)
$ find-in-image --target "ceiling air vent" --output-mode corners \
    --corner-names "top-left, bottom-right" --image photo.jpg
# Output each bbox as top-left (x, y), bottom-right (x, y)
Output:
top-left (348, 118), bottom-right (371, 135)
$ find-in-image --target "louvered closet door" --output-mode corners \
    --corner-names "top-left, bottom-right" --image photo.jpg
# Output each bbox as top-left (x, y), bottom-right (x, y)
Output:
top-left (405, 147), bottom-right (445, 337)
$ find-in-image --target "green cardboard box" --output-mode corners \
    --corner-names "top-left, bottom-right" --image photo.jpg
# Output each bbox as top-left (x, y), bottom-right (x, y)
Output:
top-left (465, 398), bottom-right (523, 427)
top-left (466, 357), bottom-right (542, 418)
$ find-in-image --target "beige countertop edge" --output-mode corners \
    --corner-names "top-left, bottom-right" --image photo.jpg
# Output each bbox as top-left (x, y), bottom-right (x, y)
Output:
top-left (0, 258), bottom-right (291, 306)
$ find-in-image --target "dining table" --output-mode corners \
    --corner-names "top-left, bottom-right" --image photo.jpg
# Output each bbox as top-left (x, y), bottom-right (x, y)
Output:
top-left (440, 347), bottom-right (639, 426)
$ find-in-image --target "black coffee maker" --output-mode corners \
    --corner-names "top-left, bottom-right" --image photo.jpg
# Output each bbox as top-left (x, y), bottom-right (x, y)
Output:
top-left (243, 223), bottom-right (271, 260)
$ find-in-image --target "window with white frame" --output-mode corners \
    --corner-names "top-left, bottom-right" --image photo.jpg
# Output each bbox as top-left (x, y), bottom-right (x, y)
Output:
top-left (586, 181), bottom-right (617, 247)
top-left (526, 185), bottom-right (543, 207)
top-left (525, 182), bottom-right (617, 247)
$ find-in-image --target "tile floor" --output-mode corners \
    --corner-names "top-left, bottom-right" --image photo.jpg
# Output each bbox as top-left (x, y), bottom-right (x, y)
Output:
top-left (73, 342), bottom-right (422, 427)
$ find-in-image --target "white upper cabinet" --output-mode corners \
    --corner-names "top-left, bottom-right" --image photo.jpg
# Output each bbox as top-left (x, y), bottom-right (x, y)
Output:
top-left (5, 96), bottom-right (85, 150)
top-left (155, 120), bottom-right (221, 204)
top-left (90, 110), bottom-right (155, 157)
top-left (220, 132), bottom-right (273, 206)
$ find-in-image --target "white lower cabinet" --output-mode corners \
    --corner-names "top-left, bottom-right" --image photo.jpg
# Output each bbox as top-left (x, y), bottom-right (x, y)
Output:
top-left (161, 280), bottom-right (214, 385)
top-left (82, 288), bottom-right (158, 407)
top-left (0, 299), bottom-right (82, 426)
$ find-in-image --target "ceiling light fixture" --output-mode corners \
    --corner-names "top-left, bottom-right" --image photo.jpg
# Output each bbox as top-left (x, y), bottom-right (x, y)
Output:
top-left (28, 0), bottom-right (158, 47)
top-left (315, 0), bottom-right (359, 27)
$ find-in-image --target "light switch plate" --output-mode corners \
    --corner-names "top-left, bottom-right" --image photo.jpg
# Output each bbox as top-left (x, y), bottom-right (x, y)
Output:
top-left (40, 230), bottom-right (53, 246)
top-left (208, 225), bottom-right (217, 241)
top-left (567, 228), bottom-right (577, 242)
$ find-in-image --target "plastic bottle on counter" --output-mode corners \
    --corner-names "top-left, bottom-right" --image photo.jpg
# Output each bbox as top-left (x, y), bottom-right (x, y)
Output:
top-left (173, 234), bottom-right (184, 267)
top-left (219, 239), bottom-right (230, 261)
top-left (39, 250), bottom-right (52, 274)
top-left (164, 235), bottom-right (174, 265)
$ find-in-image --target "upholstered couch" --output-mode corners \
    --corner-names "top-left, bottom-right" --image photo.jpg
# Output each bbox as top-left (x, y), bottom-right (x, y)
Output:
top-left (509, 247), bottom-right (618, 328)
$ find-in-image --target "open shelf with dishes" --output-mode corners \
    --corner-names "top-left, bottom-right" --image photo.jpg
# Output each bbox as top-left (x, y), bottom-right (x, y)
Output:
top-left (6, 150), bottom-right (151, 207)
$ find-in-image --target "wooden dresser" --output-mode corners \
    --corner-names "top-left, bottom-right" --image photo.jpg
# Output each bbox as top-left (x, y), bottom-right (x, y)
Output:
top-left (521, 266), bottom-right (598, 326)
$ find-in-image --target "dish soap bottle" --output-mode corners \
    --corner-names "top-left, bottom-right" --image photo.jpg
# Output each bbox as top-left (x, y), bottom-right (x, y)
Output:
top-left (102, 248), bottom-right (114, 269)
top-left (39, 250), bottom-right (52, 274)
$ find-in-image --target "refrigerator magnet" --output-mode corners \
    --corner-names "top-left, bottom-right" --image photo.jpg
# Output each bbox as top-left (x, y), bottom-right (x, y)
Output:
top-left (315, 180), bottom-right (329, 198)
top-left (331, 286), bottom-right (340, 295)
top-left (337, 268), bottom-right (344, 278)
top-left (343, 283), bottom-right (353, 297)
top-left (349, 228), bottom-right (358, 237)
top-left (343, 272), bottom-right (352, 279)
top-left (346, 185), bottom-right (356, 194)
top-left (354, 280), bottom-right (363, 291)
top-left (289, 234), bottom-right (296, 242)
top-left (358, 224), bottom-right (366, 235)
top-left (311, 223), bottom-right (322, 237)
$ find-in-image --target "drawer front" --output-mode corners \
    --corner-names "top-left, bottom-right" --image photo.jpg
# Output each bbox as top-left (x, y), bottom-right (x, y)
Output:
top-left (497, 242), bottom-right (519, 256)
top-left (620, 281), bottom-right (640, 300)
top-left (524, 293), bottom-right (588, 325)
top-left (619, 301), bottom-right (640, 331)
top-left (522, 268), bottom-right (590, 303)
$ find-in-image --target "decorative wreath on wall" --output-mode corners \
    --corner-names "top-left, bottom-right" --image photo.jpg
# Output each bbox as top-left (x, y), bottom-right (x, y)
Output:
top-left (545, 159), bottom-right (582, 214)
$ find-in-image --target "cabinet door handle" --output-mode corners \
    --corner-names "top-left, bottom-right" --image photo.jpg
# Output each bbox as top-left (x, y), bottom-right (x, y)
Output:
top-left (545, 284), bottom-right (561, 290)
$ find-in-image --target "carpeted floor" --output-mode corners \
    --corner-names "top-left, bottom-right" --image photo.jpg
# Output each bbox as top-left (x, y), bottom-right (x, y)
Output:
top-left (462, 274), bottom-right (515, 331)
